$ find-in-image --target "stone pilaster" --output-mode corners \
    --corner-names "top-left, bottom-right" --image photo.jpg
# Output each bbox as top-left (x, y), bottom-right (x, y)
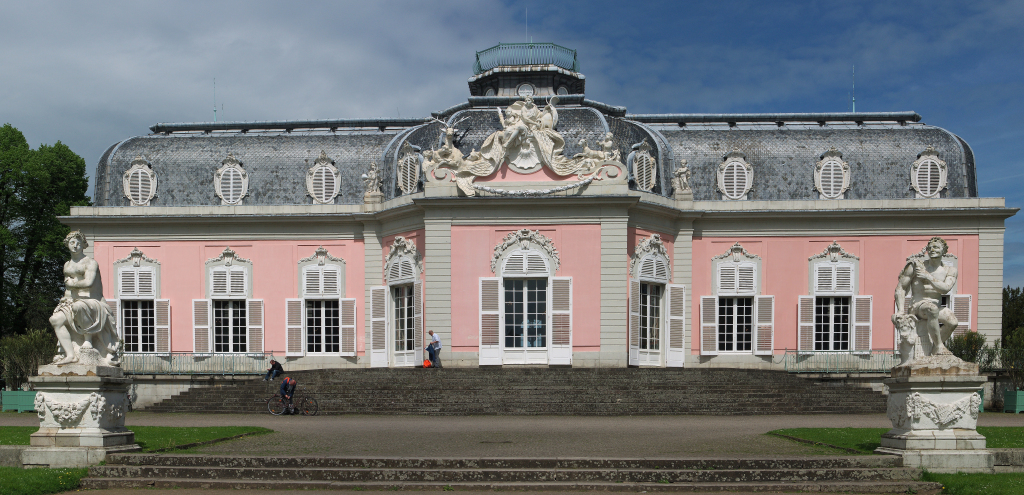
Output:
top-left (600, 217), bottom-right (629, 365)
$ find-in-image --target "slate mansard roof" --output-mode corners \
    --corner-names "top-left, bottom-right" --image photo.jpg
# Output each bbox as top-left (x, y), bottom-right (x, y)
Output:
top-left (93, 96), bottom-right (977, 207)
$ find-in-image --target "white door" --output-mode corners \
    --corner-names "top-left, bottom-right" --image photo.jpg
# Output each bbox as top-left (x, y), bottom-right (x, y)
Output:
top-left (391, 285), bottom-right (417, 366)
top-left (502, 278), bottom-right (549, 365)
top-left (637, 283), bottom-right (662, 366)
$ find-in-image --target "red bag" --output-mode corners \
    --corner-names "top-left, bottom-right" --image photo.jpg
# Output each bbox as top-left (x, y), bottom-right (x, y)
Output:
top-left (423, 359), bottom-right (432, 368)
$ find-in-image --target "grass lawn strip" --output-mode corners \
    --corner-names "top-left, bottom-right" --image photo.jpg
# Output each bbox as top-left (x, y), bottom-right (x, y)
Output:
top-left (0, 467), bottom-right (87, 495)
top-left (922, 472), bottom-right (1024, 495)
top-left (768, 426), bottom-right (1024, 455)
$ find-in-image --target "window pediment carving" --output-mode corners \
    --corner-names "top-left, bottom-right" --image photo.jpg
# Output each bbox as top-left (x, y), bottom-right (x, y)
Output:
top-left (713, 243), bottom-right (760, 296)
top-left (911, 147), bottom-right (947, 199)
top-left (814, 148), bottom-right (850, 200)
top-left (491, 229), bottom-right (560, 275)
top-left (205, 247), bottom-right (251, 267)
top-left (717, 151), bottom-right (753, 200)
top-left (298, 246), bottom-right (345, 297)
top-left (712, 242), bottom-right (761, 263)
top-left (113, 247), bottom-right (161, 298)
top-left (123, 156), bottom-right (157, 206)
top-left (385, 236), bottom-right (422, 285)
top-left (299, 246), bottom-right (346, 266)
top-left (205, 247), bottom-right (252, 298)
top-left (809, 241), bottom-right (859, 263)
top-left (631, 234), bottom-right (670, 282)
top-left (307, 150), bottom-right (340, 204)
top-left (114, 247), bottom-right (160, 267)
top-left (214, 154), bottom-right (248, 205)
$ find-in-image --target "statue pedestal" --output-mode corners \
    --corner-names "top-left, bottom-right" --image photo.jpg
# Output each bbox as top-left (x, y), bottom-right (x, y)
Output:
top-left (21, 356), bottom-right (140, 468)
top-left (673, 190), bottom-right (693, 201)
top-left (875, 355), bottom-right (991, 473)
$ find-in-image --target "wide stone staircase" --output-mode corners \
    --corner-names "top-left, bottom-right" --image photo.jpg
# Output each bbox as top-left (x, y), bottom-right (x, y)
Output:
top-left (142, 368), bottom-right (887, 415)
top-left (82, 454), bottom-right (941, 493)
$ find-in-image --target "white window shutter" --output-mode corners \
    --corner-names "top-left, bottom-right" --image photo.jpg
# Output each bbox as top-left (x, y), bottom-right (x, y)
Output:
top-left (479, 277), bottom-right (502, 365)
top-left (340, 298), bottom-right (356, 356)
top-left (414, 280), bottom-right (424, 363)
top-left (640, 259), bottom-right (656, 280)
top-left (666, 284), bottom-right (686, 367)
top-left (107, 299), bottom-right (121, 341)
top-left (951, 294), bottom-right (972, 337)
top-left (737, 265), bottom-right (755, 294)
top-left (798, 295), bottom-right (814, 353)
top-left (835, 265), bottom-right (853, 293)
top-left (229, 267), bottom-right (247, 297)
top-left (304, 267), bottom-right (321, 297)
top-left (285, 298), bottom-right (304, 356)
top-left (370, 286), bottom-right (388, 367)
top-left (629, 280), bottom-right (640, 366)
top-left (246, 299), bottom-right (263, 353)
top-left (655, 257), bottom-right (670, 282)
top-left (526, 253), bottom-right (548, 275)
top-left (120, 268), bottom-right (137, 297)
top-left (754, 295), bottom-right (774, 356)
top-left (192, 299), bottom-right (210, 354)
top-left (853, 295), bottom-right (872, 353)
top-left (211, 267), bottom-right (228, 297)
top-left (549, 277), bottom-right (572, 365)
top-left (322, 267), bottom-right (340, 296)
top-left (387, 263), bottom-right (402, 284)
top-left (718, 264), bottom-right (737, 295)
top-left (816, 265), bottom-right (834, 294)
top-left (155, 299), bottom-right (170, 354)
top-left (700, 295), bottom-right (718, 356)
top-left (137, 268), bottom-right (155, 297)
top-left (505, 253), bottom-right (525, 274)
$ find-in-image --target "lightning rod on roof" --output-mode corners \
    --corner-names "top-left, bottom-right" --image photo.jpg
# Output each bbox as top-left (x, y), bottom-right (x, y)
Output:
top-left (851, 65), bottom-right (856, 113)
top-left (213, 78), bottom-right (218, 122)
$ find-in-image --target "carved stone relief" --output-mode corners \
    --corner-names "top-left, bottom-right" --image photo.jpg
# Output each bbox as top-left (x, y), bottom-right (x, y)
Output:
top-left (491, 229), bottom-right (561, 275)
top-left (712, 242), bottom-right (761, 263)
top-left (299, 246), bottom-right (346, 266)
top-left (205, 247), bottom-right (252, 267)
top-left (890, 392), bottom-right (982, 429)
top-left (809, 240), bottom-right (859, 263)
top-left (385, 236), bottom-right (423, 275)
top-left (630, 234), bottom-right (669, 280)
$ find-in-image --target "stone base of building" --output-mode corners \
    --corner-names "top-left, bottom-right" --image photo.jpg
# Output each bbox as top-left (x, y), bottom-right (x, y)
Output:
top-left (23, 351), bottom-right (139, 468)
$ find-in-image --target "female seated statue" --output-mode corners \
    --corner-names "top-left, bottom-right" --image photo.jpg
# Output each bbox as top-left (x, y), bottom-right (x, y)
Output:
top-left (49, 231), bottom-right (120, 366)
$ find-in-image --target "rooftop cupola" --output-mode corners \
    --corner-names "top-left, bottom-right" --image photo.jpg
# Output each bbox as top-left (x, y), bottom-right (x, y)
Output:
top-left (468, 43), bottom-right (585, 97)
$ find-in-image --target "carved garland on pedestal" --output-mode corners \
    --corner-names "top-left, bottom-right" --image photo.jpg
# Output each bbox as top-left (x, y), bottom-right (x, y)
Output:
top-left (887, 392), bottom-right (982, 429)
top-left (491, 229), bottom-right (560, 275)
top-left (34, 392), bottom-right (109, 427)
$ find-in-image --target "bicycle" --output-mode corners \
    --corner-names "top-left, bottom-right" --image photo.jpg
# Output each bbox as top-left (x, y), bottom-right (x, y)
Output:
top-left (267, 387), bottom-right (318, 416)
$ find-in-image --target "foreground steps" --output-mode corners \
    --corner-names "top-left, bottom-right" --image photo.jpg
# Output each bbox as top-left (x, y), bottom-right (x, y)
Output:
top-left (83, 454), bottom-right (942, 493)
top-left (144, 368), bottom-right (887, 415)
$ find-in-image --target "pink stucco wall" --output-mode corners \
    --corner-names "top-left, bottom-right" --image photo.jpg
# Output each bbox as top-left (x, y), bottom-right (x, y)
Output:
top-left (690, 235), bottom-right (980, 354)
top-left (94, 240), bottom-right (365, 355)
top-left (449, 225), bottom-right (602, 354)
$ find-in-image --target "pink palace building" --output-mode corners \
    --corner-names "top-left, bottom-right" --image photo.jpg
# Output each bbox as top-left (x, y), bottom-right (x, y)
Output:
top-left (67, 44), bottom-right (1015, 376)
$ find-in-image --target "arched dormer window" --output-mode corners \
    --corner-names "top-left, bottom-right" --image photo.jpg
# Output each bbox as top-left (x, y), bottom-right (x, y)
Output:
top-left (123, 156), bottom-right (157, 206)
top-left (214, 154), bottom-right (248, 205)
top-left (814, 148), bottom-right (850, 200)
top-left (701, 243), bottom-right (773, 357)
top-left (109, 248), bottom-right (168, 354)
top-left (628, 234), bottom-right (684, 368)
top-left (194, 247), bottom-right (261, 355)
top-left (911, 147), bottom-right (947, 199)
top-left (800, 241), bottom-right (871, 354)
top-left (717, 151), bottom-right (753, 200)
top-left (480, 229), bottom-right (572, 366)
top-left (369, 237), bottom-right (424, 368)
top-left (306, 151), bottom-right (340, 204)
top-left (285, 246), bottom-right (355, 357)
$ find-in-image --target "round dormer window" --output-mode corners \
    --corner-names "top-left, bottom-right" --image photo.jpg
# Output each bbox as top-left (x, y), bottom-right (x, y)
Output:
top-left (556, 86), bottom-right (569, 96)
top-left (484, 87), bottom-right (495, 97)
top-left (516, 83), bottom-right (535, 97)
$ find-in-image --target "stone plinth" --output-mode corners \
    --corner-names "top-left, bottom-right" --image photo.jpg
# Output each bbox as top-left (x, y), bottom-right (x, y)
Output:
top-left (875, 354), bottom-right (991, 473)
top-left (21, 351), bottom-right (139, 468)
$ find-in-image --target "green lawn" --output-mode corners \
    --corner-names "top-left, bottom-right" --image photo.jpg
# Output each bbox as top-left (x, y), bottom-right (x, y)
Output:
top-left (0, 425), bottom-right (271, 495)
top-left (768, 426), bottom-right (1024, 455)
top-left (922, 472), bottom-right (1024, 495)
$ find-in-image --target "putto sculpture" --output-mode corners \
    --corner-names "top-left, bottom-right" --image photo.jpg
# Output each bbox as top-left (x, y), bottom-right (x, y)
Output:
top-left (49, 231), bottom-right (120, 366)
top-left (892, 237), bottom-right (959, 365)
top-left (423, 95), bottom-right (624, 196)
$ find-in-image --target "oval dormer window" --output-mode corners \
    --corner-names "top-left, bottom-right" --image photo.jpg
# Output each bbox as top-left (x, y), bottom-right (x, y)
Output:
top-left (916, 159), bottom-right (942, 197)
top-left (214, 154), bottom-right (248, 205)
top-left (307, 150), bottom-right (340, 204)
top-left (819, 159), bottom-right (844, 199)
top-left (122, 157), bottom-right (157, 206)
top-left (722, 162), bottom-right (748, 199)
top-left (556, 86), bottom-right (569, 96)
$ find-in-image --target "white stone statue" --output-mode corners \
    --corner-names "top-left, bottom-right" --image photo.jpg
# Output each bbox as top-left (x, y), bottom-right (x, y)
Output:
top-left (361, 162), bottom-right (381, 194)
top-left (672, 161), bottom-right (691, 192)
top-left (892, 237), bottom-right (959, 365)
top-left (49, 231), bottom-right (120, 366)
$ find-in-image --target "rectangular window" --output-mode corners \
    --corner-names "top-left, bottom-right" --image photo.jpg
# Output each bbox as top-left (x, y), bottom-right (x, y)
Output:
top-left (504, 279), bottom-right (546, 348)
top-left (718, 297), bottom-right (752, 352)
top-left (814, 296), bottom-right (850, 351)
top-left (306, 300), bottom-right (340, 354)
top-left (213, 300), bottom-right (247, 353)
top-left (639, 283), bottom-right (662, 350)
top-left (122, 300), bottom-right (155, 353)
top-left (393, 285), bottom-right (415, 352)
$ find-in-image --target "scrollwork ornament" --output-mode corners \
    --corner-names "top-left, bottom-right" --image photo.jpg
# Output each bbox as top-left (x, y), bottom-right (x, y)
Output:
top-left (630, 234), bottom-right (669, 277)
top-left (491, 229), bottom-right (560, 275)
top-left (386, 237), bottom-right (423, 274)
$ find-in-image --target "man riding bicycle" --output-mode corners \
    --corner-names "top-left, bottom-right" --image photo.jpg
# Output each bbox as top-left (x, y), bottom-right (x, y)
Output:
top-left (279, 376), bottom-right (297, 414)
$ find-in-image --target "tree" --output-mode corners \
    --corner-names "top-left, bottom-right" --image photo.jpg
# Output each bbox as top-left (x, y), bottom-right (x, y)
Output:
top-left (0, 124), bottom-right (91, 337)
top-left (1004, 286), bottom-right (1024, 344)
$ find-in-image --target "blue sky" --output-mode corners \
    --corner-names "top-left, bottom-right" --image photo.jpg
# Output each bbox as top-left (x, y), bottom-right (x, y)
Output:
top-left (2, 0), bottom-right (1022, 284)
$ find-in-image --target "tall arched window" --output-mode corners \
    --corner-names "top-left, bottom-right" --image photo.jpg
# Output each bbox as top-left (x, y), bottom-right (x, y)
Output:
top-left (369, 237), bottom-right (423, 368)
top-left (627, 234), bottom-right (685, 368)
top-left (479, 229), bottom-right (572, 366)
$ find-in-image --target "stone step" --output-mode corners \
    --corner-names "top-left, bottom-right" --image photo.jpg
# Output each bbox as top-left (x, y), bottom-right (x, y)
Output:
top-left (79, 477), bottom-right (943, 493)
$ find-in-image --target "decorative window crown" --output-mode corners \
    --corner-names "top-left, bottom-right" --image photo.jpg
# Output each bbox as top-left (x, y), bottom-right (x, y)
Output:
top-left (123, 156), bottom-right (157, 206)
top-left (397, 142), bottom-right (422, 196)
top-left (491, 229), bottom-right (560, 275)
top-left (911, 147), bottom-right (947, 199)
top-left (815, 148), bottom-right (850, 200)
top-left (809, 241), bottom-right (859, 263)
top-left (205, 247), bottom-right (251, 266)
top-left (717, 151), bottom-right (753, 200)
top-left (214, 154), bottom-right (248, 205)
top-left (205, 247), bottom-right (252, 298)
top-left (299, 246), bottom-right (346, 266)
top-left (631, 234), bottom-right (670, 282)
top-left (307, 151), bottom-right (340, 204)
top-left (712, 242), bottom-right (761, 263)
top-left (114, 247), bottom-right (160, 267)
top-left (385, 237), bottom-right (422, 285)
top-left (629, 139), bottom-right (657, 192)
top-left (113, 247), bottom-right (160, 298)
